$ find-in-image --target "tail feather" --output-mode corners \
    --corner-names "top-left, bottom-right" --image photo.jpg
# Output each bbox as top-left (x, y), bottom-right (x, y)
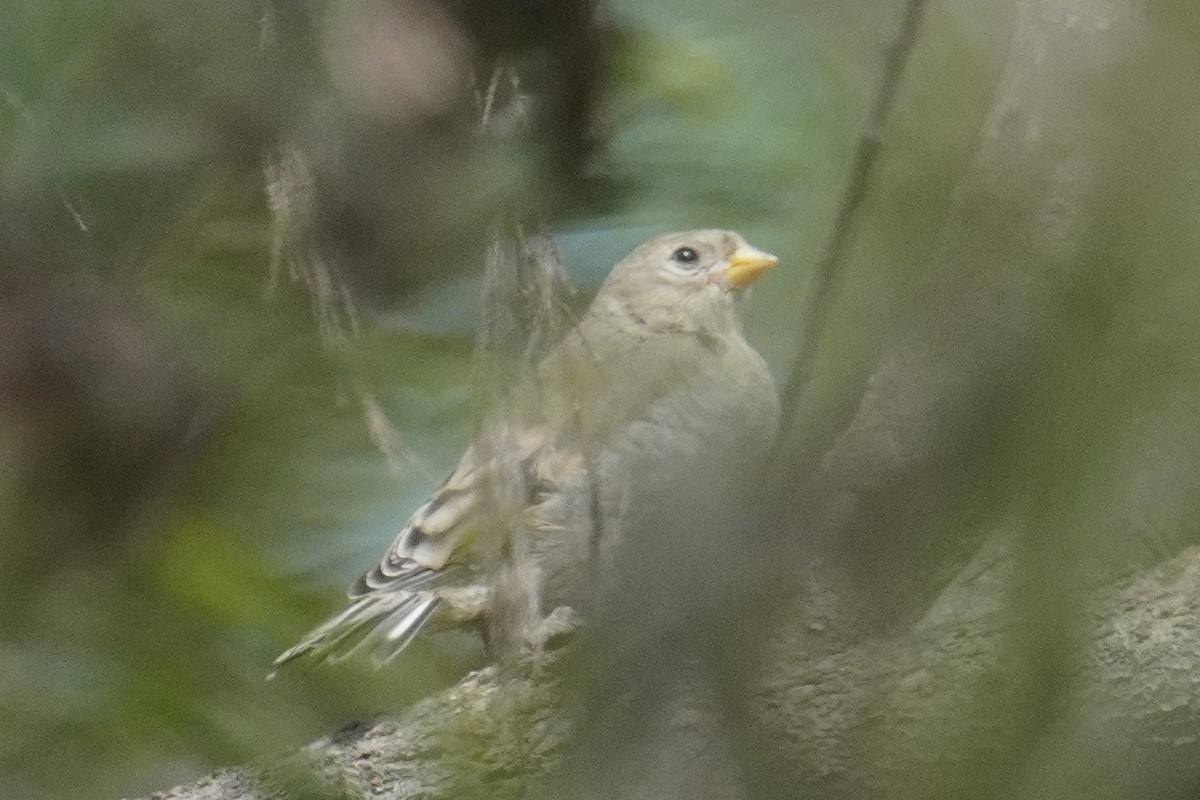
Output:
top-left (326, 594), bottom-right (435, 665)
top-left (323, 594), bottom-right (424, 664)
top-left (273, 597), bottom-right (372, 666)
top-left (273, 592), bottom-right (440, 669)
top-left (373, 596), bottom-right (440, 664)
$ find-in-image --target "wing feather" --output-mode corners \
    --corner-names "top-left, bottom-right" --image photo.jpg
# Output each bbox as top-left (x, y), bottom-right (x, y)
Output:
top-left (275, 455), bottom-right (484, 668)
top-left (276, 422), bottom-right (576, 668)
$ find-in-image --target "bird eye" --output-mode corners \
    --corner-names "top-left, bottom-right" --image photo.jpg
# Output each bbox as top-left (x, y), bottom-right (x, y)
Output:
top-left (672, 246), bottom-right (699, 264)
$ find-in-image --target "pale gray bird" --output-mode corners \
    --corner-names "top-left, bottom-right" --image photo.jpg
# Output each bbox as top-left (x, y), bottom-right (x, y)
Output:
top-left (275, 230), bottom-right (780, 667)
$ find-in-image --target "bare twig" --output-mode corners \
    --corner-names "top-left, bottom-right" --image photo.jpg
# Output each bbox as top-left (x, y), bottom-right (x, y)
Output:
top-left (263, 145), bottom-right (361, 344)
top-left (479, 61), bottom-right (505, 131)
top-left (358, 390), bottom-right (439, 488)
top-left (775, 0), bottom-right (930, 442)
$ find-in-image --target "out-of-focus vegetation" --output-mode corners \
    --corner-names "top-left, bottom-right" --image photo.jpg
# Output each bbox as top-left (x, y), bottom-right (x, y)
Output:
top-left (3, 0), bottom-right (1200, 798)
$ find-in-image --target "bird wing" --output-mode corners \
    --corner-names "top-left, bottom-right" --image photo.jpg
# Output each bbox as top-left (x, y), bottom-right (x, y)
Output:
top-left (272, 446), bottom-right (492, 667)
top-left (352, 457), bottom-right (482, 596)
top-left (274, 427), bottom-right (557, 668)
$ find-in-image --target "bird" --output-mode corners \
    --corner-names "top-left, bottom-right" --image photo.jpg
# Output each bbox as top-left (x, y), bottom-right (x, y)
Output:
top-left (274, 230), bottom-right (781, 668)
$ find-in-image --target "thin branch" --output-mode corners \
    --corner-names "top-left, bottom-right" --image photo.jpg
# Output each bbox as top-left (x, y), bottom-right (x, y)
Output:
top-left (775, 0), bottom-right (930, 442)
top-left (358, 389), bottom-right (439, 489)
top-left (479, 61), bottom-right (505, 132)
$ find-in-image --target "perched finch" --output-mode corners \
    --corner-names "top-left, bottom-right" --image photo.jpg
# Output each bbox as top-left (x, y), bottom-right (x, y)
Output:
top-left (275, 230), bottom-right (780, 666)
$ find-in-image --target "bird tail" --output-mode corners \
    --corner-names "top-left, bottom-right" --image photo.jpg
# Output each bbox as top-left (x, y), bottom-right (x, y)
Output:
top-left (271, 592), bottom-right (440, 673)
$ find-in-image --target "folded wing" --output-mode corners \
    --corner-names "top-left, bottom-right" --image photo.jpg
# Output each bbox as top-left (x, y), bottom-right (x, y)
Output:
top-left (274, 456), bottom-right (484, 668)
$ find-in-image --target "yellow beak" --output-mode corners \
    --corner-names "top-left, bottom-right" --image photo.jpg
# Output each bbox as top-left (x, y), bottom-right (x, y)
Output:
top-left (724, 246), bottom-right (779, 289)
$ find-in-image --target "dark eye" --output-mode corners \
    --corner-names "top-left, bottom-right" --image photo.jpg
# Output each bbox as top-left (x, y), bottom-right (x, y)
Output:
top-left (672, 246), bottom-right (699, 264)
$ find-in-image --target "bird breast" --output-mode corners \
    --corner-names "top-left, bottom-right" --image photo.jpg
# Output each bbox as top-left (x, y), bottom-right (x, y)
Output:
top-left (525, 331), bottom-right (779, 616)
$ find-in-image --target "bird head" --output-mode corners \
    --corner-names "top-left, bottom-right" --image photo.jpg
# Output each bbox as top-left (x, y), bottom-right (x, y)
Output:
top-left (595, 230), bottom-right (778, 337)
